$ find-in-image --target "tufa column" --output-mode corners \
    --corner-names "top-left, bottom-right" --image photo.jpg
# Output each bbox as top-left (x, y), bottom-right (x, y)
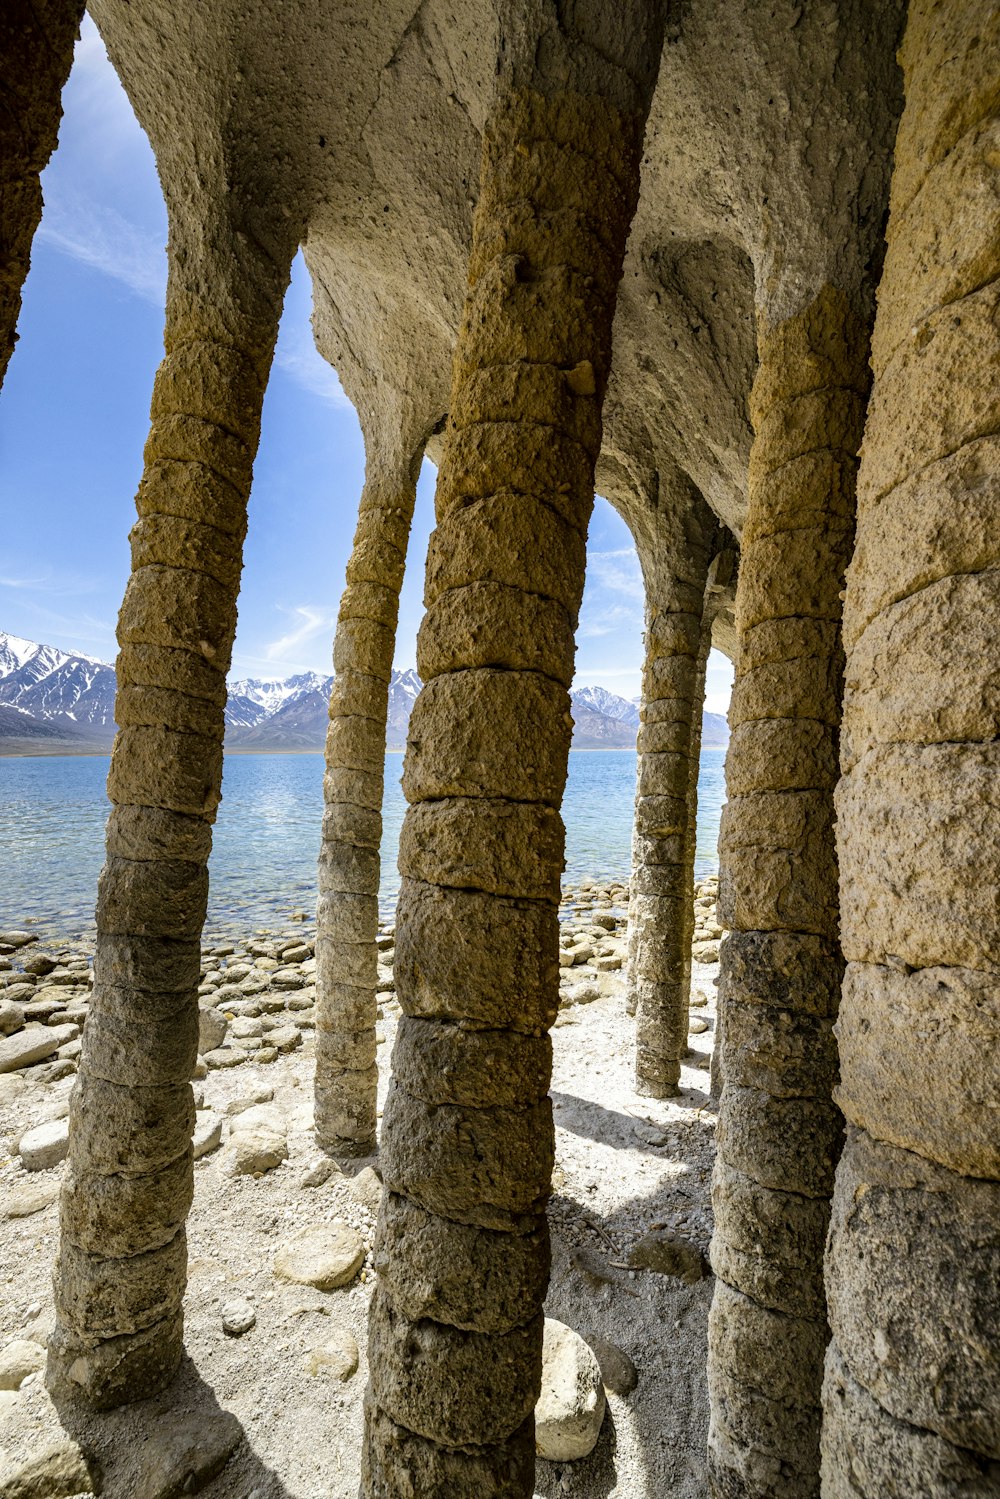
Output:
top-left (823, 2), bottom-right (1000, 1491)
top-left (315, 431), bottom-right (425, 1156)
top-left (47, 226), bottom-right (295, 1408)
top-left (707, 286), bottom-right (871, 1496)
top-left (362, 75), bottom-right (655, 1496)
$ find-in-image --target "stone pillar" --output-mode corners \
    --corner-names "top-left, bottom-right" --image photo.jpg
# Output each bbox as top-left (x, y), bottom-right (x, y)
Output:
top-left (362, 78), bottom-right (654, 1495)
top-left (47, 228), bottom-right (294, 1409)
top-left (823, 3), bottom-right (1000, 1491)
top-left (707, 286), bottom-right (871, 1496)
top-left (0, 0), bottom-right (84, 387)
top-left (628, 494), bottom-right (717, 1095)
top-left (315, 434), bottom-right (424, 1155)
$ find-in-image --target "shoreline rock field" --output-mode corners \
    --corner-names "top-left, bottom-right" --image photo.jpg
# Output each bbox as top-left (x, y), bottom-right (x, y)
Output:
top-left (0, 879), bottom-right (721, 1497)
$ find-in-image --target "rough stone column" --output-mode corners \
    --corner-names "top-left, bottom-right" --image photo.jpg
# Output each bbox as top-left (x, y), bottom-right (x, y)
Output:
top-left (47, 229), bottom-right (294, 1409)
top-left (0, 0), bottom-right (84, 388)
top-left (823, 4), bottom-right (1000, 1491)
top-left (627, 495), bottom-right (716, 1095)
top-left (315, 434), bottom-right (424, 1155)
top-left (362, 74), bottom-right (657, 1496)
top-left (707, 287), bottom-right (871, 1496)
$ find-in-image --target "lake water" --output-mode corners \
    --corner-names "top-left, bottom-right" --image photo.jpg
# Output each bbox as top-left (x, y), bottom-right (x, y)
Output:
top-left (1, 748), bottom-right (727, 942)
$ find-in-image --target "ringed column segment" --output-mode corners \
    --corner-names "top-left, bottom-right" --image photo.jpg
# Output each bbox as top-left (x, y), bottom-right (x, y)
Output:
top-left (47, 236), bottom-right (294, 1409)
top-left (824, 3), bottom-right (1000, 1491)
top-left (315, 436), bottom-right (425, 1155)
top-left (628, 501), bottom-right (716, 1095)
top-left (0, 0), bottom-right (84, 387)
top-left (708, 288), bottom-right (870, 1498)
top-left (362, 86), bottom-right (647, 1497)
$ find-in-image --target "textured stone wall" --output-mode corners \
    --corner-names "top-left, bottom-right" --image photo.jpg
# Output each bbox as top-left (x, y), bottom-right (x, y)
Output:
top-left (823, 2), bottom-right (1000, 1490)
top-left (0, 0), bottom-right (83, 388)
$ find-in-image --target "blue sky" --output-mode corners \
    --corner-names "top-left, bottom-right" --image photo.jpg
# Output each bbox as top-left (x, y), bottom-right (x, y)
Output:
top-left (0, 18), bottom-right (733, 713)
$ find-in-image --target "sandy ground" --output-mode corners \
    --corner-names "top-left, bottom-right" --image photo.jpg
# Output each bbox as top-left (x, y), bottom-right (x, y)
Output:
top-left (0, 897), bottom-right (720, 1499)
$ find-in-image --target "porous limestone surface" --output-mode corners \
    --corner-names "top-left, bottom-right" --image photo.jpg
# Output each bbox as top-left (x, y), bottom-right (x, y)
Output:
top-left (0, 892), bottom-right (720, 1497)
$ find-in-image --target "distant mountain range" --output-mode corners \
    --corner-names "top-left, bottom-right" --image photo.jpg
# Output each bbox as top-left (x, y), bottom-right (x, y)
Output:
top-left (0, 631), bottom-right (728, 754)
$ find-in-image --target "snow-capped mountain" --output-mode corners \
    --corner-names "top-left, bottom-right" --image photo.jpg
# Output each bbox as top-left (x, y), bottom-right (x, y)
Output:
top-left (571, 685), bottom-right (641, 726)
top-left (0, 632), bottom-right (116, 735)
top-left (0, 631), bottom-right (728, 753)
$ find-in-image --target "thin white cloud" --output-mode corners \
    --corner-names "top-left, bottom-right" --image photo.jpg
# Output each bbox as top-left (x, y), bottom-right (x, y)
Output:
top-left (0, 573), bottom-right (50, 590)
top-left (576, 601), bottom-right (642, 640)
top-left (273, 330), bottom-right (352, 410)
top-left (586, 547), bottom-right (644, 602)
top-left (264, 606), bottom-right (336, 663)
top-left (38, 195), bottom-right (167, 306)
top-left (67, 17), bottom-right (142, 147)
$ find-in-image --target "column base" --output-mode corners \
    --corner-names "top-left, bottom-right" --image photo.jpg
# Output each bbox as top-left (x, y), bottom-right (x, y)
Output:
top-left (46, 1310), bottom-right (184, 1411)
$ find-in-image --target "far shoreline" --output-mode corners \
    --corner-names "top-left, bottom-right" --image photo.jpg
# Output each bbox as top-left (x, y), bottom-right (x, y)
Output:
top-left (1, 743), bottom-right (728, 759)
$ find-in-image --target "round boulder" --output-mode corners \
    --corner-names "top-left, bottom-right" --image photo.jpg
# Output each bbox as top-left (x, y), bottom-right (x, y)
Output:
top-left (535, 1318), bottom-right (606, 1461)
top-left (274, 1223), bottom-right (365, 1291)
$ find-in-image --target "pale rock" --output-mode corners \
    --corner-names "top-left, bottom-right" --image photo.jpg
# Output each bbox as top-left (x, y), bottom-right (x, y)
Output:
top-left (229, 1104), bottom-right (284, 1136)
top-left (18, 1118), bottom-right (69, 1171)
top-left (198, 1007), bottom-right (228, 1053)
top-left (20, 953), bottom-right (55, 977)
top-left (0, 1024), bottom-right (76, 1075)
top-left (225, 1086), bottom-right (274, 1116)
top-left (271, 968), bottom-right (304, 989)
top-left (2, 1179), bottom-right (59, 1218)
top-left (535, 1318), bottom-right (606, 1461)
top-left (134, 1408), bottom-right (242, 1499)
top-left (267, 1025), bottom-right (302, 1053)
top-left (221, 1299), bottom-right (256, 1336)
top-left (1, 986), bottom-right (35, 1007)
top-left (273, 1223), bottom-right (364, 1291)
top-left (300, 1158), bottom-right (344, 1189)
top-left (305, 1329), bottom-right (359, 1380)
top-left (0, 1439), bottom-right (96, 1498)
top-left (193, 1113), bottom-right (223, 1160)
top-left (689, 1014), bottom-right (710, 1034)
top-left (0, 1339), bottom-right (45, 1391)
top-left (347, 1166), bottom-right (382, 1213)
top-left (221, 1106), bottom-right (287, 1176)
top-left (0, 1074), bottom-right (25, 1106)
top-left (203, 1047), bottom-right (245, 1070)
top-left (0, 1001), bottom-right (24, 1037)
top-left (230, 1016), bottom-right (262, 1039)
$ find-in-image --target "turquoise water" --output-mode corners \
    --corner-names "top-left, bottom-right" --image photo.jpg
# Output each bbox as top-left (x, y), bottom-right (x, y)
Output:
top-left (0, 748), bottom-right (726, 940)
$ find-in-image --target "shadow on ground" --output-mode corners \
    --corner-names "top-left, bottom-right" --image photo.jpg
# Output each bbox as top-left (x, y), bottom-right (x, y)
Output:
top-left (48, 1356), bottom-right (295, 1498)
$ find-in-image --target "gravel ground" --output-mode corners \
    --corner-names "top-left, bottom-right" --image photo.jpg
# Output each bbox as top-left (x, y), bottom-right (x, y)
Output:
top-left (0, 883), bottom-right (720, 1498)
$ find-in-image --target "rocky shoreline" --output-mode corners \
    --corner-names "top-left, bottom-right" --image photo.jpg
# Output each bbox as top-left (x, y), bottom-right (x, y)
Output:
top-left (0, 878), bottom-right (721, 1498)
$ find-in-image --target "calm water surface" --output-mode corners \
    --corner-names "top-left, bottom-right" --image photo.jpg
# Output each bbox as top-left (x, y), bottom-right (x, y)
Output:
top-left (1, 749), bottom-right (726, 941)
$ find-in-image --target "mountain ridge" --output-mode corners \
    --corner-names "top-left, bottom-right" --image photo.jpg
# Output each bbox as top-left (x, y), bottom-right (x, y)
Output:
top-left (0, 631), bottom-right (729, 754)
